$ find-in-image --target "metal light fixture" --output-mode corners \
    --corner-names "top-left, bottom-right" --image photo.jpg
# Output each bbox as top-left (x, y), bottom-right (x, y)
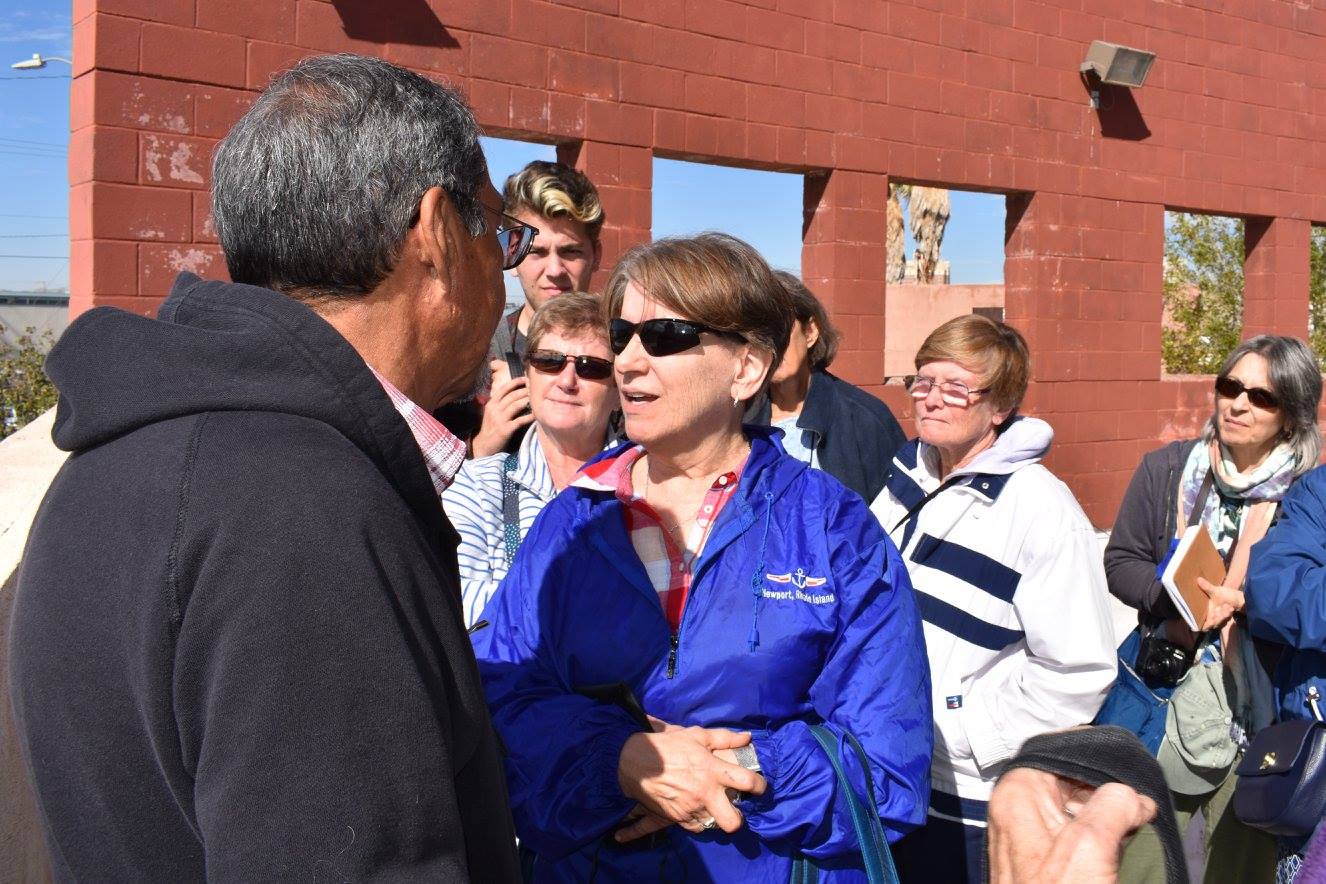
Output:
top-left (10, 53), bottom-right (72, 71)
top-left (1080, 41), bottom-right (1155, 87)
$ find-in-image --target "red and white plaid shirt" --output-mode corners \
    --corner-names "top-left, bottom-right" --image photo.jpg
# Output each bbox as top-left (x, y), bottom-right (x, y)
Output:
top-left (370, 367), bottom-right (466, 497)
top-left (573, 445), bottom-right (744, 630)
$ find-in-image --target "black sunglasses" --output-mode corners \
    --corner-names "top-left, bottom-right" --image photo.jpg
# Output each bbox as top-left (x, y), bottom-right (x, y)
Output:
top-left (609, 318), bottom-right (744, 358)
top-left (479, 203), bottom-right (538, 270)
top-left (526, 349), bottom-right (614, 381)
top-left (1215, 375), bottom-right (1280, 410)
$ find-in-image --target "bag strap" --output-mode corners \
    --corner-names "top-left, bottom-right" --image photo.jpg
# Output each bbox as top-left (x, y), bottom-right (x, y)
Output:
top-left (790, 724), bottom-right (899, 884)
top-left (500, 453), bottom-right (522, 567)
top-left (996, 726), bottom-right (1189, 884)
top-left (1184, 469), bottom-right (1215, 530)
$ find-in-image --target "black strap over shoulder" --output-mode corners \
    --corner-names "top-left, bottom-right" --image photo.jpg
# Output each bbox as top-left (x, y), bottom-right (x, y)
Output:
top-left (1186, 469), bottom-right (1214, 529)
top-left (995, 726), bottom-right (1188, 884)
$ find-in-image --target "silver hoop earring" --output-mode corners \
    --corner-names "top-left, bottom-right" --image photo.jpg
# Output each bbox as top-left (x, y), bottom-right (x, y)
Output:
top-left (733, 396), bottom-right (740, 408)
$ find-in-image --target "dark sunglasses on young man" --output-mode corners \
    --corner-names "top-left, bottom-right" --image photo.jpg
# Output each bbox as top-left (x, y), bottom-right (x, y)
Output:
top-left (526, 349), bottom-right (614, 381)
top-left (478, 203), bottom-right (538, 270)
top-left (609, 317), bottom-right (744, 358)
top-left (1215, 375), bottom-right (1280, 410)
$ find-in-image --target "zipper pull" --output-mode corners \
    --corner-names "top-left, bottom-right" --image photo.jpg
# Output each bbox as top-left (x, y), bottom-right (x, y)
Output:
top-left (1308, 686), bottom-right (1324, 723)
top-left (667, 634), bottom-right (679, 679)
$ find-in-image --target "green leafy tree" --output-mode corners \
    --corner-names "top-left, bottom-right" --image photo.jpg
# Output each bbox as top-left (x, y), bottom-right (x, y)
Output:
top-left (0, 325), bottom-right (58, 440)
top-left (1162, 213), bottom-right (1244, 375)
top-left (1309, 226), bottom-right (1326, 369)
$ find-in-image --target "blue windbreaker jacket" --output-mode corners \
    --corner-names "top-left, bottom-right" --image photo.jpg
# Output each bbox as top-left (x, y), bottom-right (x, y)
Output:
top-left (472, 428), bottom-right (932, 882)
top-left (1246, 464), bottom-right (1326, 724)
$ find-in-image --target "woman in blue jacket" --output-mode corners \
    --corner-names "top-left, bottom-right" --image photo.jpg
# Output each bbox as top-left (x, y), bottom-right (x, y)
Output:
top-left (1247, 466), bottom-right (1326, 881)
top-left (472, 232), bottom-right (932, 882)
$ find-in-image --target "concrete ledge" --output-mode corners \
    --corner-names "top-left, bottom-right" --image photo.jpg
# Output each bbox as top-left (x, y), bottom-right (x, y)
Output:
top-left (0, 409), bottom-right (67, 588)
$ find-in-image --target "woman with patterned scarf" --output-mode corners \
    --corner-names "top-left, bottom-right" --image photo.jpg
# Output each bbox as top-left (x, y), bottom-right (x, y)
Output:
top-left (1105, 335), bottom-right (1323, 884)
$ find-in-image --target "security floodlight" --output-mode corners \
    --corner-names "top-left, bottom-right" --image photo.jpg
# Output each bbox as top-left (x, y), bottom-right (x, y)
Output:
top-left (1080, 41), bottom-right (1155, 88)
top-left (10, 53), bottom-right (72, 71)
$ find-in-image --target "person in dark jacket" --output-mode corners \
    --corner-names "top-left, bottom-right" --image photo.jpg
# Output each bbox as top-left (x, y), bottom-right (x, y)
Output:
top-left (1105, 335), bottom-right (1322, 884)
top-left (1247, 466), bottom-right (1326, 882)
top-left (7, 55), bottom-right (528, 881)
top-left (747, 270), bottom-right (905, 502)
top-left (473, 233), bottom-right (932, 881)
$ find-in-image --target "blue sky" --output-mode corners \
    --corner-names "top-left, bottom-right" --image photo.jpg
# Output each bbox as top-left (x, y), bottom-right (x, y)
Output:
top-left (0, 0), bottom-right (70, 292)
top-left (0, 0), bottom-right (1004, 293)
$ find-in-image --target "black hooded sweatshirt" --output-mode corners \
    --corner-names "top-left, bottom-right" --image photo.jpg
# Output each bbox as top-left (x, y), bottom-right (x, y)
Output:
top-left (8, 273), bottom-right (520, 882)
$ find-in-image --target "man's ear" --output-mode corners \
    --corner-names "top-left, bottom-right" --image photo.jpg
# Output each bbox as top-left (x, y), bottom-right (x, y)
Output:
top-left (411, 185), bottom-right (454, 282)
top-left (732, 344), bottom-right (775, 403)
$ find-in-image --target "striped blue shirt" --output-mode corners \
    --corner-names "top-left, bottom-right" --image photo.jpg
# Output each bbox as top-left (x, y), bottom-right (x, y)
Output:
top-left (443, 427), bottom-right (556, 627)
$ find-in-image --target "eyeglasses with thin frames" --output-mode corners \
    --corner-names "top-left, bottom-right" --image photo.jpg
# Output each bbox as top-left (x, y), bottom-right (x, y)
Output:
top-left (906, 375), bottom-right (991, 408)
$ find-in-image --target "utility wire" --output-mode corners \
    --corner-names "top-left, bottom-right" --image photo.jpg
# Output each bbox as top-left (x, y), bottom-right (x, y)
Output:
top-left (0, 254), bottom-right (68, 259)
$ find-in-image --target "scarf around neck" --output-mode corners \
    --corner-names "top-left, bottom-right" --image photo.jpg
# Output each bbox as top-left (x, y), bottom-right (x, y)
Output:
top-left (1179, 438), bottom-right (1295, 557)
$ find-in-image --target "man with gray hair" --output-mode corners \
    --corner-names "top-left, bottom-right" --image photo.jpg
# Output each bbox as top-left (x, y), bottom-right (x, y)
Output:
top-left (9, 54), bottom-right (526, 880)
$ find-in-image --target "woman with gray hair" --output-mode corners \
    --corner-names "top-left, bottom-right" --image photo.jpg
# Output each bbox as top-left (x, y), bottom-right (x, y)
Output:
top-left (1105, 334), bottom-right (1323, 884)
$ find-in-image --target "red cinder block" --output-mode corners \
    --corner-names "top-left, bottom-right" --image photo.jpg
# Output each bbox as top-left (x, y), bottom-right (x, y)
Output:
top-left (861, 33), bottom-right (914, 74)
top-left (654, 108), bottom-right (687, 152)
top-left (620, 61), bottom-right (684, 109)
top-left (554, 0), bottom-right (619, 14)
top-left (293, 0), bottom-right (380, 54)
top-left (198, 0), bottom-right (296, 42)
top-left (684, 73), bottom-right (746, 119)
top-left (546, 91), bottom-right (588, 139)
top-left (141, 23), bottom-right (246, 90)
top-left (73, 13), bottom-right (140, 78)
top-left (385, 34), bottom-right (469, 78)
top-left (887, 72), bottom-right (937, 111)
top-left (247, 42), bottom-right (315, 91)
top-left (70, 126), bottom-right (138, 185)
top-left (722, 44), bottom-right (779, 89)
top-left (471, 35), bottom-right (548, 88)
top-left (97, 0), bottom-right (193, 26)
top-left (90, 182), bottom-right (193, 242)
top-left (139, 243), bottom-right (228, 299)
top-left (806, 95), bottom-right (861, 135)
top-left (619, 0), bottom-right (684, 27)
top-left (831, 62), bottom-right (888, 103)
top-left (774, 50), bottom-right (834, 95)
top-left (138, 133), bottom-right (216, 190)
top-left (91, 71), bottom-right (196, 134)
top-left (466, 79), bottom-right (511, 130)
top-left (509, 87), bottom-right (552, 134)
top-left (195, 86), bottom-right (256, 140)
top-left (683, 0), bottom-right (744, 41)
top-left (87, 296), bottom-right (162, 317)
top-left (71, 239), bottom-right (139, 297)
top-left (747, 8), bottom-right (805, 52)
top-left (192, 192), bottom-right (218, 244)
top-left (684, 113), bottom-right (720, 156)
top-left (747, 83), bottom-right (805, 127)
top-left (804, 20), bottom-right (862, 64)
top-left (551, 51), bottom-right (619, 101)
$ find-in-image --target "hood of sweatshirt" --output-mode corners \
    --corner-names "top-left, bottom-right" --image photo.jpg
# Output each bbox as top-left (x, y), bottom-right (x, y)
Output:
top-left (46, 272), bottom-right (401, 456)
top-left (951, 415), bottom-right (1053, 477)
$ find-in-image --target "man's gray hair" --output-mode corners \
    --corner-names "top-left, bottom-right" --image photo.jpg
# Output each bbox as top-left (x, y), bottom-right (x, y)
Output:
top-left (212, 53), bottom-right (487, 300)
top-left (1202, 334), bottom-right (1323, 474)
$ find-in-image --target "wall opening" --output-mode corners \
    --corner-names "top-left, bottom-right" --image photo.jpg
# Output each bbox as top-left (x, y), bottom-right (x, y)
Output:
top-left (1162, 210), bottom-right (1244, 375)
top-left (1311, 225), bottom-right (1326, 369)
top-left (884, 183), bottom-right (1007, 378)
top-left (650, 157), bottom-right (802, 276)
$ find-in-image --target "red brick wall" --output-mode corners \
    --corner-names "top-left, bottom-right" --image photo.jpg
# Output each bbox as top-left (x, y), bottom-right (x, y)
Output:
top-left (71, 0), bottom-right (1326, 526)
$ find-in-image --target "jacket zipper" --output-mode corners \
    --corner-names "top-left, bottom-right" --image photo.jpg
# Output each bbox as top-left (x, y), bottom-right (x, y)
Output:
top-left (667, 632), bottom-right (679, 678)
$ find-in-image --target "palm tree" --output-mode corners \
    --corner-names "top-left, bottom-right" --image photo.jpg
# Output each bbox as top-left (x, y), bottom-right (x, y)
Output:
top-left (887, 184), bottom-right (951, 284)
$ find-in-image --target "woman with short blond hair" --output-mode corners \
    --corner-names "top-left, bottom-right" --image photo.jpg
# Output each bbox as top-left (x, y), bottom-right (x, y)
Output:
top-left (870, 313), bottom-right (1117, 883)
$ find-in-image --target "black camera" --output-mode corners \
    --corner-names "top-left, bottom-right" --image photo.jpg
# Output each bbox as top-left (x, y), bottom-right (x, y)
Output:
top-left (1136, 631), bottom-right (1192, 686)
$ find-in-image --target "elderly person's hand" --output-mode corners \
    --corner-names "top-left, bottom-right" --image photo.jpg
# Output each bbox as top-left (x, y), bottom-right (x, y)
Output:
top-left (472, 358), bottom-right (534, 457)
top-left (615, 726), bottom-right (766, 842)
top-left (988, 767), bottom-right (1156, 884)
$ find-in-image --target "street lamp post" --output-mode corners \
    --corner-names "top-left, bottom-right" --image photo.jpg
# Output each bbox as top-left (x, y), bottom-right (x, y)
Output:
top-left (10, 54), bottom-right (72, 71)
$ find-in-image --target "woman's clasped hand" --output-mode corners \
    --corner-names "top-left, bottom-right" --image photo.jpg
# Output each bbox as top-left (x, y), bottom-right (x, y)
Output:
top-left (614, 723), bottom-right (767, 841)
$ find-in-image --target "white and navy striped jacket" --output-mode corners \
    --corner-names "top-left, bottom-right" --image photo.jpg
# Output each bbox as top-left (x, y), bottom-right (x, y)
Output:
top-left (442, 426), bottom-right (557, 627)
top-left (869, 417), bottom-right (1116, 827)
